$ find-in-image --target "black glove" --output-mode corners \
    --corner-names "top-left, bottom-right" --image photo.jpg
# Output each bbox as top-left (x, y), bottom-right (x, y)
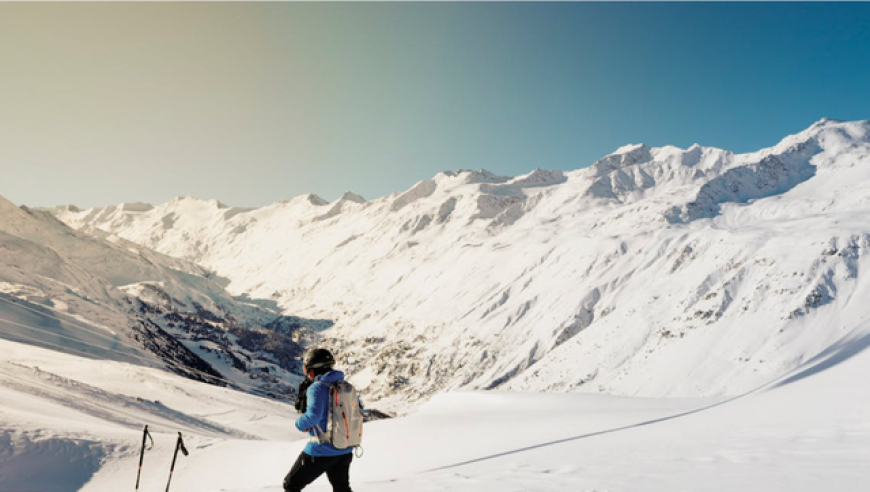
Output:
top-left (294, 378), bottom-right (312, 414)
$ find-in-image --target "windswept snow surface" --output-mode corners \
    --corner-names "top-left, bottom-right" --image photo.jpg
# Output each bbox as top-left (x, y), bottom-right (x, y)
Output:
top-left (0, 339), bottom-right (295, 492)
top-left (2, 317), bottom-right (869, 492)
top-left (52, 119), bottom-right (870, 412)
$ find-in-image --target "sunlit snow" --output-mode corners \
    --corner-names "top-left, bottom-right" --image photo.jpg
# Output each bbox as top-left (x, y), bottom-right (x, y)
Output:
top-left (3, 119), bottom-right (870, 491)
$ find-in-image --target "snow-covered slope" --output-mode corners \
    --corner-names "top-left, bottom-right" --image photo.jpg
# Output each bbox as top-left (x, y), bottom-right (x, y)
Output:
top-left (52, 119), bottom-right (870, 412)
top-left (3, 312), bottom-right (869, 492)
top-left (0, 338), bottom-right (297, 492)
top-left (0, 195), bottom-right (314, 399)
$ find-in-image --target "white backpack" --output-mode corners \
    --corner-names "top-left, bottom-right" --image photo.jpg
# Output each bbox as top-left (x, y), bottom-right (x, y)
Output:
top-left (313, 379), bottom-right (364, 451)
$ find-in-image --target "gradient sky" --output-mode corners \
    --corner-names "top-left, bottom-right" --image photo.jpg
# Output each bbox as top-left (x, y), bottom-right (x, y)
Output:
top-left (1, 2), bottom-right (869, 208)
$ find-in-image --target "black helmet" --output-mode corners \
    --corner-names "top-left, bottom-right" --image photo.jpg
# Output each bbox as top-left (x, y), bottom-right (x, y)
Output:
top-left (303, 348), bottom-right (335, 371)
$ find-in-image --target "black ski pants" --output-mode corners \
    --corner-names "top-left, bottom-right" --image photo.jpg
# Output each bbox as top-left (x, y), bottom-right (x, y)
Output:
top-left (283, 452), bottom-right (353, 492)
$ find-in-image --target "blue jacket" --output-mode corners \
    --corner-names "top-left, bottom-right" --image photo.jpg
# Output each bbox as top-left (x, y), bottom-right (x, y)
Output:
top-left (295, 370), bottom-right (353, 456)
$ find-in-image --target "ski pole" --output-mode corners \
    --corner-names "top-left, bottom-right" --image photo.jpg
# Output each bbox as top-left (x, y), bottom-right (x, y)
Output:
top-left (165, 432), bottom-right (189, 492)
top-left (135, 425), bottom-right (153, 492)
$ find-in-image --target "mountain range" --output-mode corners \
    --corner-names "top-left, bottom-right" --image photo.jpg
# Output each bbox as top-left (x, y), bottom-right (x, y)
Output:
top-left (29, 117), bottom-right (870, 413)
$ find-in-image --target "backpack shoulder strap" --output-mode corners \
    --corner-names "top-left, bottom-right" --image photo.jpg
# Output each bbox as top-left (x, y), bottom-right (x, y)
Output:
top-left (307, 380), bottom-right (335, 443)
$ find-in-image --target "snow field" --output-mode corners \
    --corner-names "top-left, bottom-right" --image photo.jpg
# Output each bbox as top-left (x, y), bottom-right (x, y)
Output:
top-left (4, 316), bottom-right (870, 492)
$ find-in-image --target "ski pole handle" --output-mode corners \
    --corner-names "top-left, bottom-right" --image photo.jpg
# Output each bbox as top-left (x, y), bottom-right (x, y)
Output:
top-left (135, 425), bottom-right (153, 492)
top-left (165, 432), bottom-right (189, 492)
top-left (178, 433), bottom-right (189, 456)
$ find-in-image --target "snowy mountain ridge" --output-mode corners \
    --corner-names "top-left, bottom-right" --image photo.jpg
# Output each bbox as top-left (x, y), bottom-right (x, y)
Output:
top-left (0, 195), bottom-right (319, 400)
top-left (49, 118), bottom-right (870, 412)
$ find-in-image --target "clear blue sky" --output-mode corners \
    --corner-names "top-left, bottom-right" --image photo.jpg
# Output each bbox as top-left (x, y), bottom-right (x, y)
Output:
top-left (1, 2), bottom-right (869, 207)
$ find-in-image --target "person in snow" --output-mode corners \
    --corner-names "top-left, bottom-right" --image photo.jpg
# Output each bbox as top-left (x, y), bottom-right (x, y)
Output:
top-left (284, 348), bottom-right (354, 492)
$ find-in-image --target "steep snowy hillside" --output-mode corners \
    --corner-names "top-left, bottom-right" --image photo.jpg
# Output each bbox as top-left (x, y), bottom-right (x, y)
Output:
top-left (53, 119), bottom-right (870, 412)
top-left (0, 338), bottom-right (299, 492)
top-left (0, 195), bottom-right (314, 399)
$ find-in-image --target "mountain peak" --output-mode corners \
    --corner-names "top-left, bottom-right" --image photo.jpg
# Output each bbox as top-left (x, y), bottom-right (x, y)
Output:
top-left (812, 117), bottom-right (843, 127)
top-left (613, 143), bottom-right (649, 155)
top-left (170, 195), bottom-right (196, 202)
top-left (435, 169), bottom-right (510, 186)
top-left (308, 194), bottom-right (328, 206)
top-left (340, 192), bottom-right (366, 204)
top-left (591, 143), bottom-right (654, 176)
top-left (762, 118), bottom-right (870, 159)
top-left (509, 169), bottom-right (567, 188)
top-left (59, 204), bottom-right (82, 213)
top-left (278, 193), bottom-right (329, 207)
top-left (119, 202), bottom-right (154, 213)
